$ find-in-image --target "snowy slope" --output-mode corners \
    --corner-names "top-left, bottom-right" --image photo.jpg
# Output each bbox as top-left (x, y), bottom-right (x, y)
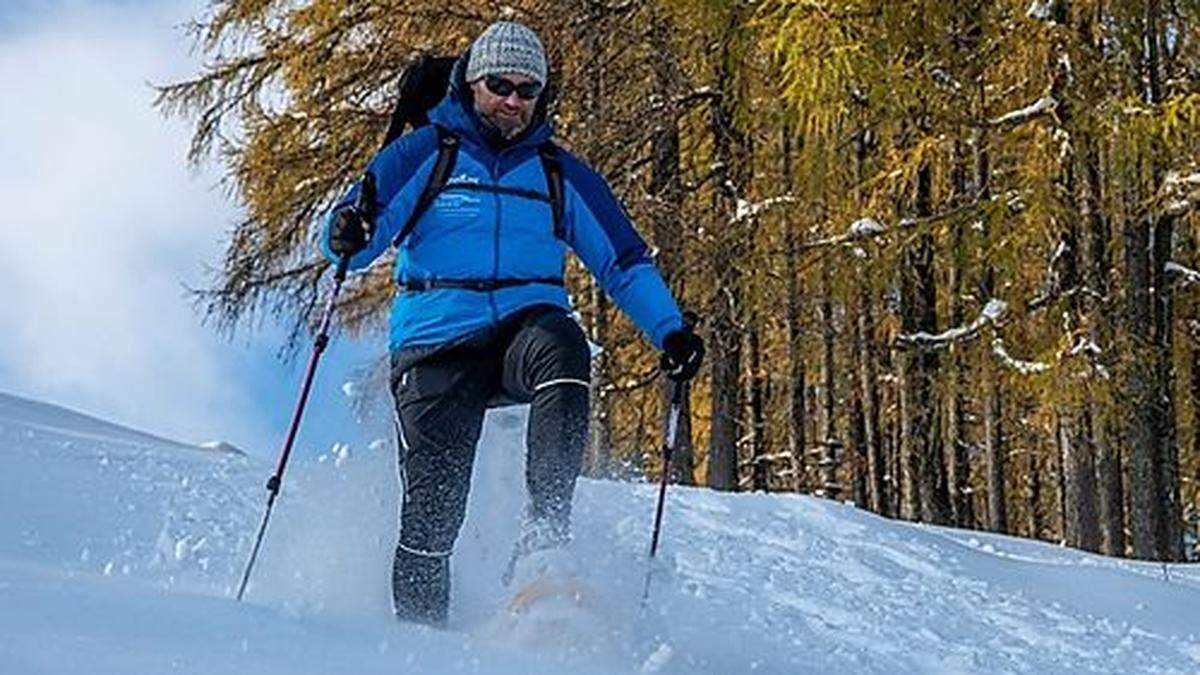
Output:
top-left (0, 392), bottom-right (243, 456)
top-left (3, 391), bottom-right (1200, 674)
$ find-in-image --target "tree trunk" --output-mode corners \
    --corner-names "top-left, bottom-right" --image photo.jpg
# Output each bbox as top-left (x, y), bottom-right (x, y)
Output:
top-left (1191, 325), bottom-right (1200, 552)
top-left (648, 14), bottom-right (693, 485)
top-left (947, 176), bottom-right (972, 529)
top-left (1053, 416), bottom-right (1068, 543)
top-left (1095, 414), bottom-right (1126, 556)
top-left (1028, 448), bottom-right (1043, 540)
top-left (899, 164), bottom-right (945, 523)
top-left (1061, 411), bottom-right (1103, 552)
top-left (1124, 0), bottom-right (1184, 563)
top-left (1145, 1), bottom-right (1179, 544)
top-left (1151, 212), bottom-right (1182, 560)
top-left (974, 83), bottom-right (1004, 534)
top-left (1047, 23), bottom-right (1101, 553)
top-left (845, 243), bottom-right (867, 509)
top-left (857, 283), bottom-right (887, 516)
top-left (782, 127), bottom-right (807, 493)
top-left (983, 348), bottom-right (1007, 533)
top-left (706, 10), bottom-right (748, 493)
top-left (1126, 163), bottom-right (1161, 559)
top-left (749, 323), bottom-right (769, 491)
top-left (851, 119), bottom-right (885, 515)
top-left (668, 391), bottom-right (694, 485)
top-left (850, 386), bottom-right (868, 508)
top-left (1080, 130), bottom-right (1125, 556)
top-left (580, 15), bottom-right (611, 480)
top-left (819, 258), bottom-right (841, 499)
top-left (709, 291), bottom-right (740, 491)
top-left (587, 289), bottom-right (612, 478)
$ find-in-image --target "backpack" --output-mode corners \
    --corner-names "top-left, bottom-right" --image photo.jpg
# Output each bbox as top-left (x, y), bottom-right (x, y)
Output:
top-left (379, 54), bottom-right (565, 250)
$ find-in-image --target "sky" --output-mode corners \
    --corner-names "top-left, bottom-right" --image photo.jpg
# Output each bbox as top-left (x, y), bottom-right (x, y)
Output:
top-left (0, 0), bottom-right (384, 459)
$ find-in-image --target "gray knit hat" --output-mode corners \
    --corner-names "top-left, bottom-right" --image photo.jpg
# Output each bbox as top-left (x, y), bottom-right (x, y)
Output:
top-left (465, 21), bottom-right (548, 85)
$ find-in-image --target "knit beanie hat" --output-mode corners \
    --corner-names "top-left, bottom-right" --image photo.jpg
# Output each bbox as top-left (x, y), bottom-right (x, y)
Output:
top-left (465, 21), bottom-right (548, 85)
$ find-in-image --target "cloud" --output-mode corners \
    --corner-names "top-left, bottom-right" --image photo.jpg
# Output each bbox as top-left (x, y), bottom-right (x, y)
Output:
top-left (0, 0), bottom-right (270, 447)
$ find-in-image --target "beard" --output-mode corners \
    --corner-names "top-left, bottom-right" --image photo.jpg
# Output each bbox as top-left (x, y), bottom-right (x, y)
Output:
top-left (482, 110), bottom-right (529, 139)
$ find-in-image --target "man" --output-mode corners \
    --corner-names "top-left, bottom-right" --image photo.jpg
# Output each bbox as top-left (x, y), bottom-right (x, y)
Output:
top-left (321, 21), bottom-right (704, 626)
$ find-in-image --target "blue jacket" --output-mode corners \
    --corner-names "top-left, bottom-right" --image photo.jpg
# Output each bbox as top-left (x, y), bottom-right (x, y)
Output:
top-left (321, 61), bottom-right (683, 353)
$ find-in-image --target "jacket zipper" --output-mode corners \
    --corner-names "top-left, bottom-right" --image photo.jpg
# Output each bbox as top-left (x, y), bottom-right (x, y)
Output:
top-left (488, 153), bottom-right (504, 324)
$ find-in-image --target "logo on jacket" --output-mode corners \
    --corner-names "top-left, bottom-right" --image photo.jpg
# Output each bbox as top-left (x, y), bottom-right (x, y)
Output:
top-left (434, 189), bottom-right (482, 219)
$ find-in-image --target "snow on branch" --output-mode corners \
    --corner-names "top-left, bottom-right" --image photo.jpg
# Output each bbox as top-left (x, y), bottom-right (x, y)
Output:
top-left (849, 217), bottom-right (888, 237)
top-left (733, 195), bottom-right (800, 224)
top-left (797, 217), bottom-right (893, 250)
top-left (649, 87), bottom-right (722, 114)
top-left (1026, 0), bottom-right (1057, 22)
top-left (989, 96), bottom-right (1057, 128)
top-left (1166, 261), bottom-right (1200, 287)
top-left (1028, 239), bottom-right (1068, 310)
top-left (896, 299), bottom-right (1008, 349)
top-left (1167, 172), bottom-right (1200, 189)
top-left (1162, 171), bottom-right (1200, 217)
top-left (798, 199), bottom-right (987, 252)
top-left (584, 0), bottom-right (637, 13)
top-left (991, 338), bottom-right (1051, 375)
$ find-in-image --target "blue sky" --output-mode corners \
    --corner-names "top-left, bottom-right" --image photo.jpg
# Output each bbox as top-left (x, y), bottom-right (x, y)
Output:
top-left (0, 0), bottom-right (386, 460)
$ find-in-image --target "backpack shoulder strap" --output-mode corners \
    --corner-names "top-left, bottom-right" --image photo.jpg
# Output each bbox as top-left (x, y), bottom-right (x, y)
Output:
top-left (538, 141), bottom-right (565, 240)
top-left (392, 127), bottom-right (460, 248)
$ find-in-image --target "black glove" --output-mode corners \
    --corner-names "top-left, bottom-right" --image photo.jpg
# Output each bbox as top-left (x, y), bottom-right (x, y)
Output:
top-left (660, 323), bottom-right (705, 382)
top-left (329, 206), bottom-right (371, 257)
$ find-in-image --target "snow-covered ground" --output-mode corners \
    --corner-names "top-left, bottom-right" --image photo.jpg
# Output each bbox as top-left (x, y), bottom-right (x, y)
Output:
top-left (3, 389), bottom-right (1200, 674)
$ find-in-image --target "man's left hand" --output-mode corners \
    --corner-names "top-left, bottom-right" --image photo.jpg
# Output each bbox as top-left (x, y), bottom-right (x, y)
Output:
top-left (661, 325), bottom-right (705, 382)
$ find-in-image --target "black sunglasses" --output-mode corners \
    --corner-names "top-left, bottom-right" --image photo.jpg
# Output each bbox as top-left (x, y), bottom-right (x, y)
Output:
top-left (483, 75), bottom-right (543, 101)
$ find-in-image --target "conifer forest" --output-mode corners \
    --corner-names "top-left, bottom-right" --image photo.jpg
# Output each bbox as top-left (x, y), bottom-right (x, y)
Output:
top-left (159, 0), bottom-right (1200, 562)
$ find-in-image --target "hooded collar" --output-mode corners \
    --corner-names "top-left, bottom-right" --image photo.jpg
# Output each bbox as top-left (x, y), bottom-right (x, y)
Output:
top-left (426, 52), bottom-right (554, 153)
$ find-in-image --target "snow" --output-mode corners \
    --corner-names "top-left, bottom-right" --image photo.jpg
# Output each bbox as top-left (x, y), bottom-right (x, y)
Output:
top-left (897, 299), bottom-right (1007, 348)
top-left (990, 97), bottom-right (1057, 127)
top-left (1166, 199), bottom-right (1194, 216)
top-left (850, 217), bottom-right (886, 237)
top-left (4, 390), bottom-right (1200, 673)
top-left (1167, 261), bottom-right (1200, 286)
top-left (981, 298), bottom-right (1008, 322)
top-left (992, 338), bottom-right (1052, 375)
top-left (1026, 0), bottom-right (1054, 21)
top-left (1161, 168), bottom-right (1199, 217)
top-left (733, 196), bottom-right (798, 224)
top-left (199, 440), bottom-right (248, 456)
top-left (1166, 171), bottom-right (1200, 189)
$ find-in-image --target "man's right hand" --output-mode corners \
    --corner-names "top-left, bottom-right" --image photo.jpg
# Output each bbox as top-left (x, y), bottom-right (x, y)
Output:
top-left (329, 207), bottom-right (371, 256)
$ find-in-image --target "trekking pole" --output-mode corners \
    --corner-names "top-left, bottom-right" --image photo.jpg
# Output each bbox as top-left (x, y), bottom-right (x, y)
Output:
top-left (236, 173), bottom-right (375, 602)
top-left (641, 375), bottom-right (687, 604)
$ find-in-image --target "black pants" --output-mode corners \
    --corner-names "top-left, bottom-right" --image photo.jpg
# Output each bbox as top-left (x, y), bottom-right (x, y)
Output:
top-left (388, 305), bottom-right (590, 625)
